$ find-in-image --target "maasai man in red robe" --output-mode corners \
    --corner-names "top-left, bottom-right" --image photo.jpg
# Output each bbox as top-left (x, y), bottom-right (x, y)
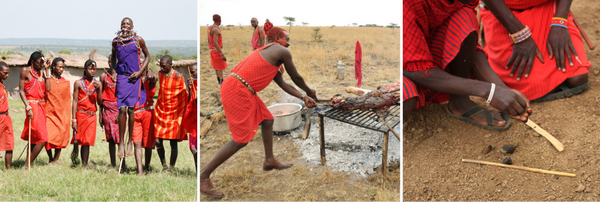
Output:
top-left (480, 0), bottom-right (590, 101)
top-left (133, 67), bottom-right (157, 175)
top-left (0, 62), bottom-right (14, 170)
top-left (44, 57), bottom-right (71, 163)
top-left (71, 60), bottom-right (102, 166)
top-left (251, 17), bottom-right (266, 50)
top-left (101, 54), bottom-right (119, 167)
top-left (182, 63), bottom-right (198, 171)
top-left (402, 0), bottom-right (532, 131)
top-left (19, 51), bottom-right (50, 168)
top-left (200, 27), bottom-right (317, 198)
top-left (154, 55), bottom-right (188, 171)
top-left (209, 14), bottom-right (227, 85)
top-left (111, 17), bottom-right (151, 160)
top-left (264, 19), bottom-right (273, 35)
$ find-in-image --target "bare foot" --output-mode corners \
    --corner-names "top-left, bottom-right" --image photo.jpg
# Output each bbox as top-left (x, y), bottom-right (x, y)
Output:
top-left (117, 144), bottom-right (125, 159)
top-left (448, 99), bottom-right (506, 127)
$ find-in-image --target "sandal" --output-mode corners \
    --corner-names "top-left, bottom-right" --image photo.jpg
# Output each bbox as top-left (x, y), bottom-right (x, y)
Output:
top-left (446, 105), bottom-right (511, 131)
top-left (532, 82), bottom-right (590, 103)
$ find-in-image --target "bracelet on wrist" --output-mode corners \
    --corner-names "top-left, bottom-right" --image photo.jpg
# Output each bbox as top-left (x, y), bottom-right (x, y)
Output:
top-left (551, 17), bottom-right (568, 29)
top-left (509, 26), bottom-right (532, 44)
top-left (486, 83), bottom-right (496, 104)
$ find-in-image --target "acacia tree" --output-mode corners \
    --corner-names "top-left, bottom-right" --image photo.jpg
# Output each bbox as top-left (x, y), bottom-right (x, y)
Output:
top-left (283, 16), bottom-right (295, 33)
top-left (302, 22), bottom-right (309, 27)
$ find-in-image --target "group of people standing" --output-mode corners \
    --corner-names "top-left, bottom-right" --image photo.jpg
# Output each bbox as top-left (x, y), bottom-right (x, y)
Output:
top-left (0, 17), bottom-right (198, 176)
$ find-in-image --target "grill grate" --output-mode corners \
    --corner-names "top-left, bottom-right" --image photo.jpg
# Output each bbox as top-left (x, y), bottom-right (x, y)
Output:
top-left (318, 105), bottom-right (400, 132)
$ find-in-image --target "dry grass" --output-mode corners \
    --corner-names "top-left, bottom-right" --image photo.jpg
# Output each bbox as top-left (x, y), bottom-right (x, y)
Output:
top-left (199, 26), bottom-right (399, 201)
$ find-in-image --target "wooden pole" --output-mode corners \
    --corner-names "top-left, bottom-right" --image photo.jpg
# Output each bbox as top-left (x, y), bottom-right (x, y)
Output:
top-left (571, 12), bottom-right (595, 50)
top-left (379, 117), bottom-right (400, 141)
top-left (382, 132), bottom-right (389, 176)
top-left (319, 114), bottom-right (326, 166)
top-left (462, 159), bottom-right (576, 177)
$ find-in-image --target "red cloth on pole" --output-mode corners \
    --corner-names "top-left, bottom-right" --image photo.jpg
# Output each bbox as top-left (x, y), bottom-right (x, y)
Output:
top-left (355, 41), bottom-right (362, 87)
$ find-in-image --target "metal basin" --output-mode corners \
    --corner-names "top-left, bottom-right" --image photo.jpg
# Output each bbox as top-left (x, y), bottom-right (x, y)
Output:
top-left (267, 103), bottom-right (303, 132)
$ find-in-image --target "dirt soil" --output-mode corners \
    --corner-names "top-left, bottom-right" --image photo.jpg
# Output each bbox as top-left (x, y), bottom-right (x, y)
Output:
top-left (403, 1), bottom-right (600, 201)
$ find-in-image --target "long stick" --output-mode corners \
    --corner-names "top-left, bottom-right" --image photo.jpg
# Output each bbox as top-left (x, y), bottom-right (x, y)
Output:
top-left (462, 159), bottom-right (576, 177)
top-left (571, 12), bottom-right (595, 50)
top-left (16, 140), bottom-right (28, 161)
top-left (379, 117), bottom-right (400, 141)
top-left (28, 119), bottom-right (31, 171)
top-left (118, 157), bottom-right (124, 173)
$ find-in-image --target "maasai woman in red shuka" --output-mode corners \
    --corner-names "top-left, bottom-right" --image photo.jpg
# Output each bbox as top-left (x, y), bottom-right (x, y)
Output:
top-left (71, 60), bottom-right (102, 166)
top-left (480, 0), bottom-right (590, 101)
top-left (19, 51), bottom-right (49, 167)
top-left (154, 55), bottom-right (188, 170)
top-left (0, 62), bottom-right (14, 169)
top-left (200, 27), bottom-right (318, 198)
top-left (44, 57), bottom-right (71, 163)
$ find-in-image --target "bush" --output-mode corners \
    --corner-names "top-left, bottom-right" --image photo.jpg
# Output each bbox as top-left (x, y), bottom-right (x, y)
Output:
top-left (59, 50), bottom-right (71, 55)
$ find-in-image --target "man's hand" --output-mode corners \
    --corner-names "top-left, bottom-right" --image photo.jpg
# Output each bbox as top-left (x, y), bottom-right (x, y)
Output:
top-left (489, 86), bottom-right (532, 122)
top-left (26, 107), bottom-right (33, 120)
top-left (111, 72), bottom-right (118, 82)
top-left (187, 78), bottom-right (193, 87)
top-left (93, 81), bottom-right (101, 89)
top-left (72, 121), bottom-right (78, 131)
top-left (221, 53), bottom-right (227, 62)
top-left (303, 96), bottom-right (317, 108)
top-left (547, 26), bottom-right (578, 72)
top-left (129, 71), bottom-right (141, 80)
top-left (507, 38), bottom-right (545, 81)
top-left (306, 88), bottom-right (317, 101)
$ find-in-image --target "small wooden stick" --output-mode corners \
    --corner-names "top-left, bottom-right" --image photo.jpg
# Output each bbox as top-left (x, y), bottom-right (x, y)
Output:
top-left (379, 117), bottom-right (400, 141)
top-left (571, 12), bottom-right (595, 50)
top-left (16, 141), bottom-right (28, 161)
top-left (315, 103), bottom-right (330, 107)
top-left (462, 159), bottom-right (576, 177)
top-left (525, 119), bottom-right (564, 151)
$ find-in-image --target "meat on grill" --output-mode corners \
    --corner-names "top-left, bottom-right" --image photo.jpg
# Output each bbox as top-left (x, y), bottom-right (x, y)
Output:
top-left (330, 84), bottom-right (400, 117)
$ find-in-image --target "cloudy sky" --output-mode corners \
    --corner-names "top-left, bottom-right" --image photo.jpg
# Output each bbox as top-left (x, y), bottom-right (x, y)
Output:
top-left (198, 0), bottom-right (400, 27)
top-left (0, 0), bottom-right (196, 40)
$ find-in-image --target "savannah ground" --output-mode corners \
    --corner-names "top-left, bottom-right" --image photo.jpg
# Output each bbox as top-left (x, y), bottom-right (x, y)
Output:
top-left (199, 26), bottom-right (400, 200)
top-left (0, 99), bottom-right (197, 201)
top-left (403, 1), bottom-right (600, 201)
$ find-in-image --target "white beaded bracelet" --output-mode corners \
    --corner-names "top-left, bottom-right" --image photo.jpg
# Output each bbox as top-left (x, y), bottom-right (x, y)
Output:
top-left (486, 83), bottom-right (496, 104)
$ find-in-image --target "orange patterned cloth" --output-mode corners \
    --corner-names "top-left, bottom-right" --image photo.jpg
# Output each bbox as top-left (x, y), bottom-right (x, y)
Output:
top-left (153, 70), bottom-right (188, 140)
top-left (182, 79), bottom-right (197, 139)
top-left (21, 69), bottom-right (48, 144)
top-left (45, 77), bottom-right (71, 150)
top-left (221, 43), bottom-right (281, 143)
top-left (0, 83), bottom-right (14, 151)
top-left (72, 78), bottom-right (97, 146)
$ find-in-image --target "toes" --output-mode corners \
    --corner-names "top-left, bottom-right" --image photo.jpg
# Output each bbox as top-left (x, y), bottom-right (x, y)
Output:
top-left (491, 111), bottom-right (506, 127)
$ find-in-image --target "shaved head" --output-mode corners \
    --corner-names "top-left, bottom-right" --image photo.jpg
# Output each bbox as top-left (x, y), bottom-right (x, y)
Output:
top-left (160, 55), bottom-right (173, 64)
top-left (267, 27), bottom-right (287, 42)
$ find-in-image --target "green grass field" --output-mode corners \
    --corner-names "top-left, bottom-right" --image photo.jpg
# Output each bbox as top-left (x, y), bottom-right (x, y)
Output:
top-left (0, 99), bottom-right (197, 201)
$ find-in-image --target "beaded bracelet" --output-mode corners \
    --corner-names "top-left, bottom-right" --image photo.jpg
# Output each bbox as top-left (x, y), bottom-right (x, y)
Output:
top-left (551, 17), bottom-right (568, 29)
top-left (509, 26), bottom-right (532, 44)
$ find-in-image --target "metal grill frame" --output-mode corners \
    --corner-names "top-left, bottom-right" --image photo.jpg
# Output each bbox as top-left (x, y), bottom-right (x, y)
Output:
top-left (317, 105), bottom-right (400, 174)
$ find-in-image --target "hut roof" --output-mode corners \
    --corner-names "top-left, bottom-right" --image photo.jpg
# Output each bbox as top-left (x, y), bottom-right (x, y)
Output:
top-left (2, 52), bottom-right (109, 69)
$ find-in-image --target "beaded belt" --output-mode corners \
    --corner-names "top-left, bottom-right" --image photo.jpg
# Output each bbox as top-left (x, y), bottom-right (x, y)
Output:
top-left (28, 99), bottom-right (45, 104)
top-left (231, 73), bottom-right (255, 94)
top-left (78, 110), bottom-right (96, 115)
top-left (0, 111), bottom-right (7, 116)
top-left (134, 106), bottom-right (154, 114)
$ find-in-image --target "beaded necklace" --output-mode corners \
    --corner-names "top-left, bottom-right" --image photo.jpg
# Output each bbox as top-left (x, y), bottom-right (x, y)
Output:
top-left (78, 77), bottom-right (97, 103)
top-left (29, 67), bottom-right (44, 93)
top-left (51, 73), bottom-right (62, 86)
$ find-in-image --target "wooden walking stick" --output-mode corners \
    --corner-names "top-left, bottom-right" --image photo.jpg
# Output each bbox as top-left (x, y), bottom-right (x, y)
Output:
top-left (571, 12), bottom-right (595, 50)
top-left (27, 118), bottom-right (31, 171)
top-left (462, 159), bottom-right (576, 177)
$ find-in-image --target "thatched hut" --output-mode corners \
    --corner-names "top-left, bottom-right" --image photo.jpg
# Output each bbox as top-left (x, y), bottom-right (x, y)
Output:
top-left (2, 51), bottom-right (109, 99)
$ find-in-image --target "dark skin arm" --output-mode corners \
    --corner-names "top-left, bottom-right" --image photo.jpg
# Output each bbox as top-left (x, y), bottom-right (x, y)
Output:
top-left (482, 0), bottom-right (545, 81)
top-left (44, 60), bottom-right (51, 92)
top-left (547, 0), bottom-right (577, 71)
top-left (72, 80), bottom-right (81, 131)
top-left (19, 67), bottom-right (33, 120)
top-left (110, 44), bottom-right (118, 82)
top-left (211, 27), bottom-right (226, 61)
top-left (99, 73), bottom-right (107, 126)
top-left (130, 36), bottom-right (151, 80)
top-left (262, 44), bottom-right (317, 108)
top-left (95, 79), bottom-right (103, 127)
